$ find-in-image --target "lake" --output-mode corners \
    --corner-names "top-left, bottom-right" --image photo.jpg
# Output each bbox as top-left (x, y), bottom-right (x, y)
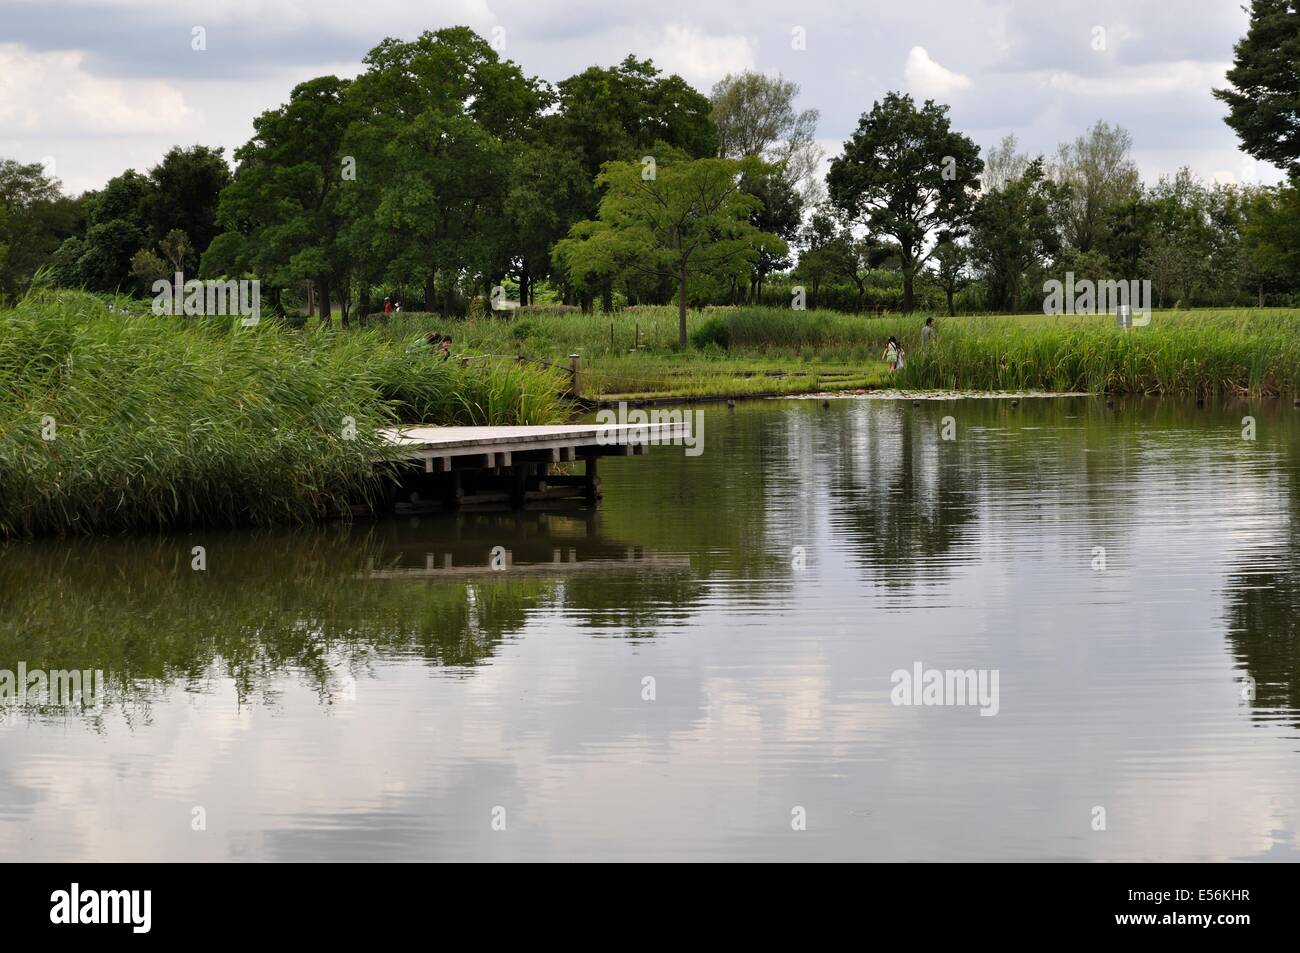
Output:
top-left (2, 396), bottom-right (1298, 861)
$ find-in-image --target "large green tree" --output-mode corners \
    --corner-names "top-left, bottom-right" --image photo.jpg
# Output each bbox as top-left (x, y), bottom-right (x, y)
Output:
top-left (1140, 169), bottom-right (1215, 308)
top-left (67, 169), bottom-right (152, 292)
top-left (206, 75), bottom-right (356, 321)
top-left (928, 237), bottom-right (973, 316)
top-left (1242, 183), bottom-right (1300, 300)
top-left (143, 145), bottom-right (230, 270)
top-left (969, 158), bottom-right (1069, 312)
top-left (553, 155), bottom-right (786, 345)
top-left (710, 72), bottom-right (820, 302)
top-left (549, 55), bottom-right (718, 309)
top-left (503, 143), bottom-right (594, 305)
top-left (0, 159), bottom-right (82, 302)
top-left (1215, 0), bottom-right (1300, 176)
top-left (555, 56), bottom-right (717, 179)
top-left (827, 92), bottom-right (983, 312)
top-left (710, 71), bottom-right (822, 200)
top-left (343, 28), bottom-right (547, 315)
top-left (1053, 121), bottom-right (1140, 253)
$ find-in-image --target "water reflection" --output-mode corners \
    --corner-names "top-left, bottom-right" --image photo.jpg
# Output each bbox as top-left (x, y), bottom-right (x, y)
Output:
top-left (1, 396), bottom-right (1299, 860)
top-left (1223, 423), bottom-right (1300, 728)
top-left (0, 514), bottom-right (701, 712)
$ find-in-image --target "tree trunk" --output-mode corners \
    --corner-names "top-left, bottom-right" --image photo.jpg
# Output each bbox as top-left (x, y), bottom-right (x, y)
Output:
top-left (338, 276), bottom-right (350, 327)
top-left (677, 265), bottom-right (688, 347)
top-left (946, 289), bottom-right (955, 316)
top-left (902, 270), bottom-right (915, 313)
top-left (424, 274), bottom-right (436, 313)
top-left (317, 277), bottom-right (329, 324)
top-left (359, 283), bottom-right (371, 321)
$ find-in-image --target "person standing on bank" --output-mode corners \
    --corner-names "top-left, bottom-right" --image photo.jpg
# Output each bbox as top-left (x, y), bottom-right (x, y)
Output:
top-left (921, 316), bottom-right (937, 346)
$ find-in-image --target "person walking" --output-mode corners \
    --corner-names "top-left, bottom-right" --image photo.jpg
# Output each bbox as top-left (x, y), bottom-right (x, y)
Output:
top-left (921, 316), bottom-right (936, 346)
top-left (883, 336), bottom-right (905, 373)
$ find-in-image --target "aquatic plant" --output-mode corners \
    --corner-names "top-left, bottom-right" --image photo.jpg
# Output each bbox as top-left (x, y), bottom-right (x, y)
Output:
top-left (0, 291), bottom-right (567, 535)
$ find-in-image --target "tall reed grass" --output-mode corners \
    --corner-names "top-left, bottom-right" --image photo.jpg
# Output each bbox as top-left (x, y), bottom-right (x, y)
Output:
top-left (890, 311), bottom-right (1300, 395)
top-left (365, 304), bottom-right (1300, 398)
top-left (0, 292), bottom-right (567, 536)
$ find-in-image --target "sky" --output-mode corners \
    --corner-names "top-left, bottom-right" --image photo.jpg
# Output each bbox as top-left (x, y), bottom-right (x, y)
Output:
top-left (0, 0), bottom-right (1284, 195)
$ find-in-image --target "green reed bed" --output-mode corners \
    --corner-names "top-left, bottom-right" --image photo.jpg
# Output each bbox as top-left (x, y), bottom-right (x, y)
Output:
top-left (370, 307), bottom-right (889, 397)
top-left (0, 292), bottom-right (567, 536)
top-left (349, 304), bottom-right (1300, 400)
top-left (891, 311), bottom-right (1300, 395)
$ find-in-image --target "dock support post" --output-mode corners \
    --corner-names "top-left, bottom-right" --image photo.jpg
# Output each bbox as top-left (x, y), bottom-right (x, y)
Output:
top-left (442, 470), bottom-right (463, 511)
top-left (510, 465), bottom-right (528, 508)
top-left (584, 456), bottom-right (600, 505)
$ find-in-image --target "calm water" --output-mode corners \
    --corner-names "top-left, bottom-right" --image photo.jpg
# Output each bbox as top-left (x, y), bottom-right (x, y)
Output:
top-left (3, 396), bottom-right (1299, 862)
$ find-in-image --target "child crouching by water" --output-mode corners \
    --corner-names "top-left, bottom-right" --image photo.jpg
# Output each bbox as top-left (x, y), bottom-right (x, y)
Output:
top-left (883, 336), bottom-right (905, 373)
top-left (408, 333), bottom-right (453, 360)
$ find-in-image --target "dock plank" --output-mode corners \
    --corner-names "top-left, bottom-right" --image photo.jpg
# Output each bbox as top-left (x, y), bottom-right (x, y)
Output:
top-left (380, 423), bottom-right (686, 451)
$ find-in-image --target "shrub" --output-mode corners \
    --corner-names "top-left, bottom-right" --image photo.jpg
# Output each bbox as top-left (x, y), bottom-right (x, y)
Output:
top-left (690, 314), bottom-right (730, 349)
top-left (510, 319), bottom-right (540, 342)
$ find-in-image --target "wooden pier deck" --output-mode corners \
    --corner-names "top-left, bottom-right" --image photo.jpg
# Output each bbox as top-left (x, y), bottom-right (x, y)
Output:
top-left (376, 422), bottom-right (688, 512)
top-left (380, 423), bottom-right (688, 469)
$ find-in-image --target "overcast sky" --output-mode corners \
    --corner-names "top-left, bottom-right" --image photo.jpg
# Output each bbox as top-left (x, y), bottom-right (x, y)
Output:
top-left (0, 0), bottom-right (1283, 195)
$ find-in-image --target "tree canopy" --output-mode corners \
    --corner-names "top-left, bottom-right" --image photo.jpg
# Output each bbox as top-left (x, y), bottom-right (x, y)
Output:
top-left (554, 155), bottom-right (786, 344)
top-left (8, 21), bottom-right (1300, 317)
top-left (827, 93), bottom-right (983, 311)
top-left (1215, 0), bottom-right (1300, 176)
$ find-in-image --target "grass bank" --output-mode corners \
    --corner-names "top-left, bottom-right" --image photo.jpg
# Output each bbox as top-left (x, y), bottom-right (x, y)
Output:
top-left (371, 306), bottom-right (891, 400)
top-left (893, 311), bottom-right (1300, 395)
top-left (372, 305), bottom-right (1300, 400)
top-left (0, 291), bottom-right (566, 536)
top-left (7, 295), bottom-right (1292, 535)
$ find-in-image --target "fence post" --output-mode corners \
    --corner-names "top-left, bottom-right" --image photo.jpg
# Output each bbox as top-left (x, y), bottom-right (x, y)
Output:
top-left (568, 354), bottom-right (581, 398)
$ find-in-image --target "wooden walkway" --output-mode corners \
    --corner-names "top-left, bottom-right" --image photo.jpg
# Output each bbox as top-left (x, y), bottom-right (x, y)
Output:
top-left (376, 423), bottom-right (688, 511)
top-left (380, 423), bottom-right (688, 472)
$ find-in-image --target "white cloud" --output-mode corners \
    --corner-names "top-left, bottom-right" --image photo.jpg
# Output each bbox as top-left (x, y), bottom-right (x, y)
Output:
top-left (903, 46), bottom-right (971, 98)
top-left (1044, 60), bottom-right (1228, 97)
top-left (0, 43), bottom-right (193, 135)
top-left (645, 24), bottom-right (755, 86)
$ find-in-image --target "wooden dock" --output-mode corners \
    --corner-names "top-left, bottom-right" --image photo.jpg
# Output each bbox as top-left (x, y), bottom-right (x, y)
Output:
top-left (377, 422), bottom-right (687, 512)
